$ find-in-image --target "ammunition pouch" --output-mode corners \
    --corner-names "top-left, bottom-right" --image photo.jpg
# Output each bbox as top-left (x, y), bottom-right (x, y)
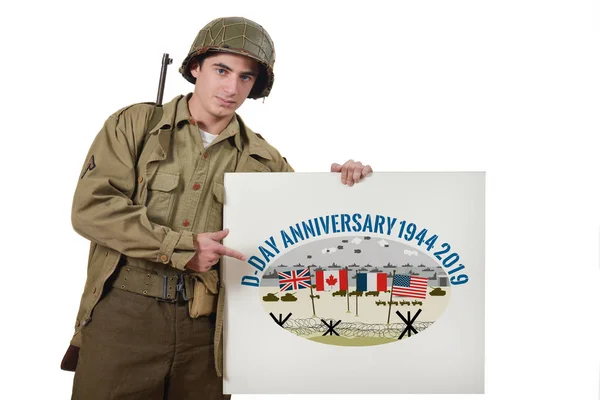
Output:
top-left (188, 269), bottom-right (219, 318)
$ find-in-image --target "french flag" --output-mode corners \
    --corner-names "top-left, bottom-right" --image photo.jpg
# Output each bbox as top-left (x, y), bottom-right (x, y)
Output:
top-left (356, 272), bottom-right (387, 292)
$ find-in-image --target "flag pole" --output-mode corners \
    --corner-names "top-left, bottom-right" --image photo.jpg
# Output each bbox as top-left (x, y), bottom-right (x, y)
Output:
top-left (387, 270), bottom-right (396, 324)
top-left (346, 266), bottom-right (351, 313)
top-left (308, 265), bottom-right (316, 317)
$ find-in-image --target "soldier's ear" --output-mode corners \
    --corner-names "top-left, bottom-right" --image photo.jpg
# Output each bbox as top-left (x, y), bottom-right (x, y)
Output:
top-left (189, 60), bottom-right (201, 78)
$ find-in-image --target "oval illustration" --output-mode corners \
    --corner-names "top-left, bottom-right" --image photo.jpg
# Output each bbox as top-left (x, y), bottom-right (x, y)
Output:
top-left (259, 235), bottom-right (451, 346)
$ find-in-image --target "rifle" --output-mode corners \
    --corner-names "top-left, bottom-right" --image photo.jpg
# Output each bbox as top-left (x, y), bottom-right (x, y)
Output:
top-left (156, 53), bottom-right (173, 106)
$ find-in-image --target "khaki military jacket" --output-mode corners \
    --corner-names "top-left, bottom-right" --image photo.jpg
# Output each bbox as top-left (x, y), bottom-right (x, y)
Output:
top-left (68, 94), bottom-right (292, 377)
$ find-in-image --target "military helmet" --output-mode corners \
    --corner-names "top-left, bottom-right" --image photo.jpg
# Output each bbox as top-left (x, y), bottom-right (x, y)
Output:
top-left (180, 17), bottom-right (276, 99)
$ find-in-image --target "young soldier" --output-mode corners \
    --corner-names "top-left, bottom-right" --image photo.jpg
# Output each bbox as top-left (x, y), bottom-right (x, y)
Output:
top-left (63, 17), bottom-right (372, 399)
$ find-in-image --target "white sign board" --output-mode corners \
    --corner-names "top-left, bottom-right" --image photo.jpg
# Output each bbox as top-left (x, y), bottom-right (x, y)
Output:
top-left (223, 172), bottom-right (484, 394)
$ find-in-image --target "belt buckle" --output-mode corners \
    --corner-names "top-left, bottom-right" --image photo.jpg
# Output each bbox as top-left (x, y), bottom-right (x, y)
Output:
top-left (156, 275), bottom-right (178, 302)
top-left (156, 274), bottom-right (189, 302)
top-left (176, 274), bottom-right (189, 301)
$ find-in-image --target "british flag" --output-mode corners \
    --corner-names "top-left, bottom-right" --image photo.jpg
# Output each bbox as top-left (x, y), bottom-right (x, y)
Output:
top-left (277, 268), bottom-right (312, 291)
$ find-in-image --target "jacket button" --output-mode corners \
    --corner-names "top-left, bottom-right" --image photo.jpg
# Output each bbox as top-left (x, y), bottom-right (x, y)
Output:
top-left (193, 183), bottom-right (201, 191)
top-left (183, 220), bottom-right (190, 227)
top-left (76, 320), bottom-right (80, 327)
top-left (190, 118), bottom-right (196, 126)
top-left (160, 254), bottom-right (168, 263)
top-left (203, 153), bottom-right (208, 159)
top-left (92, 287), bottom-right (97, 294)
top-left (137, 176), bottom-right (144, 183)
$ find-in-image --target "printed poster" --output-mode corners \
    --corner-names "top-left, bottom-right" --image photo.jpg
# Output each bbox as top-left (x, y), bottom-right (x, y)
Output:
top-left (223, 172), bottom-right (484, 394)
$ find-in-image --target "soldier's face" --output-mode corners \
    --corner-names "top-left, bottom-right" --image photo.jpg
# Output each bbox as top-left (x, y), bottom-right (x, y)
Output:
top-left (190, 52), bottom-right (259, 119)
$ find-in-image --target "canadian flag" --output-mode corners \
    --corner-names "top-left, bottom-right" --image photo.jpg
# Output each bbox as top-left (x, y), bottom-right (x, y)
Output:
top-left (315, 270), bottom-right (349, 291)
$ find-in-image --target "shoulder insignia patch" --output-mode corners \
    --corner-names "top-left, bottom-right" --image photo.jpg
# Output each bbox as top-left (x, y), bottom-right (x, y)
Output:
top-left (80, 155), bottom-right (96, 179)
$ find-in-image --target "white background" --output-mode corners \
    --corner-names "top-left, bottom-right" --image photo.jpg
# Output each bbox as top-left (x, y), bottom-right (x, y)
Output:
top-left (1, 0), bottom-right (599, 399)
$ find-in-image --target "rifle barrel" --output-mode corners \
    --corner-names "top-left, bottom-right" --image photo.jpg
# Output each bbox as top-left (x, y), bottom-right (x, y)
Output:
top-left (156, 53), bottom-right (173, 106)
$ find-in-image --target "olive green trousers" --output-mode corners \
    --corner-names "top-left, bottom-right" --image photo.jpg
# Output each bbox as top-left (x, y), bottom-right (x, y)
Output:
top-left (72, 287), bottom-right (230, 399)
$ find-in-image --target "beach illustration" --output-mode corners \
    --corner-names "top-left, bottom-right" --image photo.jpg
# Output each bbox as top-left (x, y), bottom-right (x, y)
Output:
top-left (260, 235), bottom-right (451, 346)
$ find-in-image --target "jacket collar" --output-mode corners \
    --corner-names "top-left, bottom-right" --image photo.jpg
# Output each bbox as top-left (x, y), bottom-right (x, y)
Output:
top-left (156, 94), bottom-right (273, 161)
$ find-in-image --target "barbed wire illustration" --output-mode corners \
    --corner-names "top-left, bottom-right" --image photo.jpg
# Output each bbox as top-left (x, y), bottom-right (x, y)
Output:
top-left (282, 317), bottom-right (433, 338)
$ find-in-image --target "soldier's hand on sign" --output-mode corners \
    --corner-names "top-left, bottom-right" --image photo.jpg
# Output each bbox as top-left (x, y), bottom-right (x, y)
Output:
top-left (331, 160), bottom-right (373, 186)
top-left (187, 228), bottom-right (246, 272)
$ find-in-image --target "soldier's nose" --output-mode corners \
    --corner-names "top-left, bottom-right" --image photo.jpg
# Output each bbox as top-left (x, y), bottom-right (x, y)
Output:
top-left (223, 77), bottom-right (239, 95)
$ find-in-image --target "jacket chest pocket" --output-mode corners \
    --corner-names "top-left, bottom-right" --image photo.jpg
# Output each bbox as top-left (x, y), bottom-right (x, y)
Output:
top-left (146, 172), bottom-right (179, 226)
top-left (206, 181), bottom-right (225, 232)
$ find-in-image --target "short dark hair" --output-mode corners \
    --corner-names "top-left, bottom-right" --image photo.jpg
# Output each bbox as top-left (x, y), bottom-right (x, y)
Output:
top-left (189, 55), bottom-right (207, 71)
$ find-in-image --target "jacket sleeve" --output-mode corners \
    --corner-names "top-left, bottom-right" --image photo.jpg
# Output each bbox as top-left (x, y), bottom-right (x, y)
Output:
top-left (71, 108), bottom-right (195, 270)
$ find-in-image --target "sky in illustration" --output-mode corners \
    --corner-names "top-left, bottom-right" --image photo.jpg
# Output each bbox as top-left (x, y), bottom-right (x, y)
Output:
top-left (264, 235), bottom-right (442, 273)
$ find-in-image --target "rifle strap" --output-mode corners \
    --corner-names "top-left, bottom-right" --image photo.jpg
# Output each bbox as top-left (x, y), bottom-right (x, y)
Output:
top-left (148, 105), bottom-right (164, 133)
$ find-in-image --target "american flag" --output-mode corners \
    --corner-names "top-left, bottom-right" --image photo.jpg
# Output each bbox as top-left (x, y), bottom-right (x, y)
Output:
top-left (277, 268), bottom-right (312, 291)
top-left (392, 275), bottom-right (428, 299)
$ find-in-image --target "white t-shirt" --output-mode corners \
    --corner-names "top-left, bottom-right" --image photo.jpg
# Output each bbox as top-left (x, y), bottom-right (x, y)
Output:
top-left (199, 129), bottom-right (219, 149)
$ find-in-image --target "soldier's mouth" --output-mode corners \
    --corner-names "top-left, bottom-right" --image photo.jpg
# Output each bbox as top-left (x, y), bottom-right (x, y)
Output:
top-left (216, 97), bottom-right (236, 107)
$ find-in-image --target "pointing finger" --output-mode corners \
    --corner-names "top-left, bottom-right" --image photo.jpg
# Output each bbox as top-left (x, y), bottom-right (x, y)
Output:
top-left (218, 244), bottom-right (246, 261)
